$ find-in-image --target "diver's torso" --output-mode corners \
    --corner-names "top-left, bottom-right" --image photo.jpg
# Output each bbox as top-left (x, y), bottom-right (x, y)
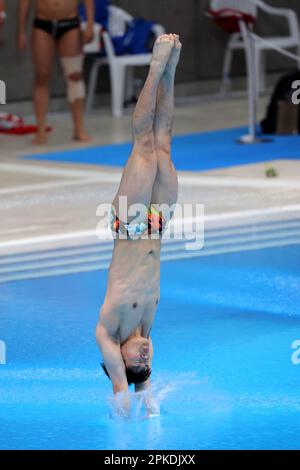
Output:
top-left (35, 0), bottom-right (79, 20)
top-left (102, 238), bottom-right (161, 344)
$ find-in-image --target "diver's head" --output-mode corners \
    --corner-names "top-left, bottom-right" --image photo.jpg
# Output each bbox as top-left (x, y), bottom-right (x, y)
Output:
top-left (121, 336), bottom-right (151, 384)
top-left (101, 336), bottom-right (151, 385)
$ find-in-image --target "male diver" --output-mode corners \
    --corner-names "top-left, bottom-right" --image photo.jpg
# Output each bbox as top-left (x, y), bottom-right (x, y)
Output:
top-left (18, 0), bottom-right (94, 144)
top-left (96, 34), bottom-right (182, 411)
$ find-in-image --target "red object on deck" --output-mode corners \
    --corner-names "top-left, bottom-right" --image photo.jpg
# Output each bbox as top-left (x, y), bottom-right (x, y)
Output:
top-left (0, 113), bottom-right (52, 135)
top-left (0, 126), bottom-right (52, 135)
top-left (207, 8), bottom-right (255, 33)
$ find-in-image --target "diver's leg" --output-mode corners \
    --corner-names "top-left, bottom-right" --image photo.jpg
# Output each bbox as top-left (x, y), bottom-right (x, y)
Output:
top-left (151, 35), bottom-right (182, 212)
top-left (57, 27), bottom-right (91, 142)
top-left (31, 27), bottom-right (55, 144)
top-left (113, 34), bottom-right (174, 223)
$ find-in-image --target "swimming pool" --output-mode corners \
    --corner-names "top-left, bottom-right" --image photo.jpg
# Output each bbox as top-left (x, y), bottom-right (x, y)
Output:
top-left (1, 222), bottom-right (300, 450)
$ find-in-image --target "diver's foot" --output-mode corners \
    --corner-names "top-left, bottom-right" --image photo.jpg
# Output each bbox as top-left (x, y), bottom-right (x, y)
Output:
top-left (32, 130), bottom-right (48, 145)
top-left (74, 130), bottom-right (92, 143)
top-left (165, 34), bottom-right (182, 74)
top-left (150, 34), bottom-right (175, 75)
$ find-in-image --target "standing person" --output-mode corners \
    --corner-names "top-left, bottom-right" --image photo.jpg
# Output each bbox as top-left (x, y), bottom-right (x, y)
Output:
top-left (95, 34), bottom-right (182, 414)
top-left (18, 0), bottom-right (94, 145)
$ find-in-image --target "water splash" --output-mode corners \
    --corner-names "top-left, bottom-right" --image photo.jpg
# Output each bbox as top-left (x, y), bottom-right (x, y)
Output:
top-left (108, 389), bottom-right (160, 421)
top-left (106, 372), bottom-right (232, 421)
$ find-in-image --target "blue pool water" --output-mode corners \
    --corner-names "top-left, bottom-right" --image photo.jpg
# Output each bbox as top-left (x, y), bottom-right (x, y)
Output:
top-left (0, 243), bottom-right (300, 449)
top-left (23, 127), bottom-right (300, 171)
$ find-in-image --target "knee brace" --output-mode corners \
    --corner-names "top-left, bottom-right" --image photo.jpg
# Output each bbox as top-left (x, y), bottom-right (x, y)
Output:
top-left (60, 55), bottom-right (85, 103)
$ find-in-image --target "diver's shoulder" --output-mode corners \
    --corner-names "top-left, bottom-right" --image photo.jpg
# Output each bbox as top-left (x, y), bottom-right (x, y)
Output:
top-left (99, 302), bottom-right (122, 335)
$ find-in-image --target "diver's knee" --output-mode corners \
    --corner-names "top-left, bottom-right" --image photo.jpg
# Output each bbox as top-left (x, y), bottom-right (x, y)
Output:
top-left (60, 55), bottom-right (86, 103)
top-left (134, 132), bottom-right (156, 158)
top-left (68, 71), bottom-right (83, 82)
top-left (155, 133), bottom-right (171, 156)
top-left (35, 69), bottom-right (51, 86)
top-left (156, 142), bottom-right (171, 158)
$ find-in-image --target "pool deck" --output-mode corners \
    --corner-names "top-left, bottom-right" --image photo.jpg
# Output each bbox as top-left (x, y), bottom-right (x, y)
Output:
top-left (1, 95), bottom-right (300, 256)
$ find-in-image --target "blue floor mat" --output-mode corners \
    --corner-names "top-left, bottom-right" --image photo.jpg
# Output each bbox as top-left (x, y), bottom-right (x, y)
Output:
top-left (23, 127), bottom-right (300, 171)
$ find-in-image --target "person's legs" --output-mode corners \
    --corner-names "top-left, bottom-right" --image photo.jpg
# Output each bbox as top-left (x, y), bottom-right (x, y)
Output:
top-left (31, 28), bottom-right (55, 145)
top-left (112, 34), bottom-right (174, 224)
top-left (57, 27), bottom-right (90, 142)
top-left (151, 35), bottom-right (182, 214)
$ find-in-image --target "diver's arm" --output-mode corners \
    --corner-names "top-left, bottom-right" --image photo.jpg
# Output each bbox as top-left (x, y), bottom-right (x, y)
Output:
top-left (18, 0), bottom-right (31, 50)
top-left (135, 336), bottom-right (153, 393)
top-left (96, 323), bottom-right (131, 416)
top-left (96, 323), bottom-right (128, 394)
top-left (0, 0), bottom-right (5, 25)
top-left (82, 0), bottom-right (94, 43)
top-left (18, 0), bottom-right (31, 33)
top-left (135, 379), bottom-right (150, 393)
top-left (83, 0), bottom-right (94, 28)
top-left (135, 338), bottom-right (159, 416)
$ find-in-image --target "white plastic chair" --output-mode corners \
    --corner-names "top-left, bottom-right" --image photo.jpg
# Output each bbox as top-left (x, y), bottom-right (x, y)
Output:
top-left (84, 5), bottom-right (165, 117)
top-left (213, 0), bottom-right (300, 95)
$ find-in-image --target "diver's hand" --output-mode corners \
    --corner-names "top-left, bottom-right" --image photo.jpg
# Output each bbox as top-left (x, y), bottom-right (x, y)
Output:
top-left (113, 390), bottom-right (131, 418)
top-left (136, 386), bottom-right (160, 418)
top-left (144, 393), bottom-right (160, 418)
top-left (82, 23), bottom-right (94, 44)
top-left (135, 379), bottom-right (160, 417)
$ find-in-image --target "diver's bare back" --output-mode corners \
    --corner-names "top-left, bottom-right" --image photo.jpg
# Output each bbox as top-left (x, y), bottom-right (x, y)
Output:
top-left (102, 238), bottom-right (161, 344)
top-left (34, 0), bottom-right (78, 20)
